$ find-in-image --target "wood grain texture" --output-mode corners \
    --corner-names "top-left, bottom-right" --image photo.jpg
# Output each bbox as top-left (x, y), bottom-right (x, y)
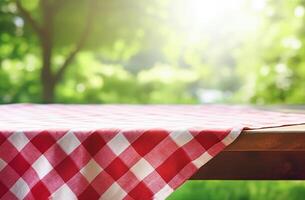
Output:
top-left (191, 151), bottom-right (305, 180)
top-left (226, 131), bottom-right (305, 151)
top-left (193, 106), bottom-right (305, 180)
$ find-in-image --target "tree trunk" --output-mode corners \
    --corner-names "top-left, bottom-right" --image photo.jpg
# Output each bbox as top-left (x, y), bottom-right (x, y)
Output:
top-left (41, 77), bottom-right (56, 103)
top-left (41, 37), bottom-right (55, 103)
top-left (40, 1), bottom-right (55, 103)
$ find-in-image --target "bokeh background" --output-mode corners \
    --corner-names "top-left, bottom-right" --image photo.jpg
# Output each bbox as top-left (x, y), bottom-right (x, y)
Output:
top-left (1, 0), bottom-right (305, 199)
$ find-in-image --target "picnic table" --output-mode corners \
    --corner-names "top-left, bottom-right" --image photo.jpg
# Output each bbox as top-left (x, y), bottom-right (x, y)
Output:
top-left (192, 107), bottom-right (305, 180)
top-left (0, 104), bottom-right (304, 199)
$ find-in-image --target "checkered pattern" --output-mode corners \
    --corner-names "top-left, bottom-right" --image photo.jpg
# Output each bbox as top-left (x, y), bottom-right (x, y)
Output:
top-left (0, 104), bottom-right (304, 200)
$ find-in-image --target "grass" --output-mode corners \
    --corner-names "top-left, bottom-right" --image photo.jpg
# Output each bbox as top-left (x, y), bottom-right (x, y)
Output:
top-left (168, 181), bottom-right (305, 200)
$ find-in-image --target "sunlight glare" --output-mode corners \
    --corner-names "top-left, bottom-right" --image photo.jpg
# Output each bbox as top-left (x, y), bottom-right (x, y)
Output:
top-left (171, 0), bottom-right (261, 44)
top-left (184, 0), bottom-right (244, 26)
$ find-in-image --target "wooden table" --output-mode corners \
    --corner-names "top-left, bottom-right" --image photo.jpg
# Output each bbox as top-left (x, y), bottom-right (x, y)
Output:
top-left (191, 107), bottom-right (305, 180)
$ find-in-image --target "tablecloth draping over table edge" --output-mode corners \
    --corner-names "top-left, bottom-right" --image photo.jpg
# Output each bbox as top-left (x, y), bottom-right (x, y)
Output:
top-left (1, 104), bottom-right (305, 200)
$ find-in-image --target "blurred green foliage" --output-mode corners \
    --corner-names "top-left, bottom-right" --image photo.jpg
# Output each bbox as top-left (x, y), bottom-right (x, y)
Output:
top-left (2, 0), bottom-right (304, 104)
top-left (168, 181), bottom-right (305, 200)
top-left (1, 0), bottom-right (303, 104)
top-left (236, 0), bottom-right (305, 104)
top-left (1, 0), bottom-right (305, 199)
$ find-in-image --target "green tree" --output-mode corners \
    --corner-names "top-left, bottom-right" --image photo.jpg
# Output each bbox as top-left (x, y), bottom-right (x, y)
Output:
top-left (1, 0), bottom-right (165, 103)
top-left (236, 0), bottom-right (305, 104)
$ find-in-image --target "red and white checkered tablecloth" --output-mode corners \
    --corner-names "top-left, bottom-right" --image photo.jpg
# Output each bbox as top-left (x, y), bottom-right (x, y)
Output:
top-left (1, 104), bottom-right (305, 200)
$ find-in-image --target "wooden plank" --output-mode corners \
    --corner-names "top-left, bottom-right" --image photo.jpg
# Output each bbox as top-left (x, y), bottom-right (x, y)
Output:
top-left (226, 130), bottom-right (305, 151)
top-left (191, 151), bottom-right (305, 180)
top-left (192, 106), bottom-right (305, 180)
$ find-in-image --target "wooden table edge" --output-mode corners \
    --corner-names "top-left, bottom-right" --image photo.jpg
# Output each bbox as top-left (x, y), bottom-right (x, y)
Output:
top-left (192, 110), bottom-right (305, 180)
top-left (225, 124), bottom-right (305, 151)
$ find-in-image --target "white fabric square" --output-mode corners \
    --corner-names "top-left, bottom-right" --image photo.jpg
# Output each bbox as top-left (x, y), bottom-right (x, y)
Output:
top-left (57, 131), bottom-right (81, 155)
top-left (170, 130), bottom-right (193, 147)
top-left (192, 152), bottom-right (212, 168)
top-left (80, 159), bottom-right (102, 183)
top-left (101, 182), bottom-right (127, 200)
top-left (154, 184), bottom-right (173, 200)
top-left (0, 158), bottom-right (7, 171)
top-left (222, 127), bottom-right (242, 145)
top-left (130, 158), bottom-right (154, 180)
top-left (52, 184), bottom-right (77, 200)
top-left (10, 178), bottom-right (30, 199)
top-left (8, 131), bottom-right (29, 151)
top-left (32, 155), bottom-right (53, 179)
top-left (107, 133), bottom-right (129, 155)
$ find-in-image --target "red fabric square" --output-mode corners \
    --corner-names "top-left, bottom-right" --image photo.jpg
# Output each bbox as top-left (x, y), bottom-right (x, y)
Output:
top-left (182, 139), bottom-right (205, 160)
top-left (132, 130), bottom-right (168, 156)
top-left (66, 173), bottom-right (89, 196)
top-left (31, 131), bottom-right (56, 153)
top-left (142, 171), bottom-right (166, 193)
top-left (0, 140), bottom-right (19, 163)
top-left (156, 148), bottom-right (190, 182)
top-left (82, 131), bottom-right (106, 156)
top-left (41, 170), bottom-right (64, 192)
top-left (168, 162), bottom-right (197, 189)
top-left (100, 130), bottom-right (118, 143)
top-left (0, 181), bottom-right (8, 198)
top-left (9, 154), bottom-right (30, 176)
top-left (91, 171), bottom-right (113, 195)
top-left (0, 133), bottom-right (6, 146)
top-left (0, 166), bottom-right (19, 188)
top-left (129, 182), bottom-right (153, 199)
top-left (105, 158), bottom-right (129, 180)
top-left (144, 138), bottom-right (178, 168)
top-left (78, 185), bottom-right (99, 200)
top-left (1, 191), bottom-right (16, 200)
top-left (43, 144), bottom-right (67, 166)
top-left (68, 145), bottom-right (91, 169)
top-left (22, 167), bottom-right (40, 188)
top-left (94, 146), bottom-right (116, 168)
top-left (207, 141), bottom-right (226, 157)
top-left (31, 181), bottom-right (51, 199)
top-left (117, 171), bottom-right (138, 192)
top-left (18, 143), bottom-right (41, 165)
top-left (55, 157), bottom-right (79, 182)
top-left (195, 130), bottom-right (229, 150)
top-left (118, 146), bottom-right (140, 167)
